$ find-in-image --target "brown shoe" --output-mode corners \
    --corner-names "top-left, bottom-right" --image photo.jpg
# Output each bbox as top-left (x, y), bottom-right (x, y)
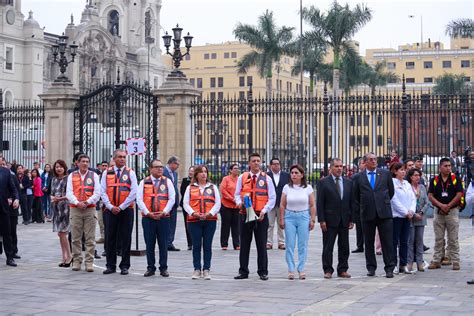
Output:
top-left (72, 261), bottom-right (81, 271)
top-left (86, 264), bottom-right (94, 272)
top-left (95, 237), bottom-right (105, 244)
top-left (417, 264), bottom-right (425, 272)
top-left (428, 262), bottom-right (441, 269)
top-left (266, 243), bottom-right (273, 250)
top-left (324, 272), bottom-right (332, 279)
top-left (278, 244), bottom-right (286, 250)
top-left (441, 257), bottom-right (452, 266)
top-left (452, 262), bottom-right (460, 270)
top-left (338, 271), bottom-right (351, 278)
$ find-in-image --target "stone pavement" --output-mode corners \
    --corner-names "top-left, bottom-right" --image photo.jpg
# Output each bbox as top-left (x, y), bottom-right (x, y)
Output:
top-left (0, 215), bottom-right (472, 316)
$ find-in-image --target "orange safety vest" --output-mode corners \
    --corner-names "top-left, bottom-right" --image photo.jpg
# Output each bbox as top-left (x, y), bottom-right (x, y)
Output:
top-left (106, 167), bottom-right (134, 208)
top-left (240, 171), bottom-right (269, 214)
top-left (187, 184), bottom-right (217, 222)
top-left (70, 170), bottom-right (96, 208)
top-left (143, 176), bottom-right (170, 217)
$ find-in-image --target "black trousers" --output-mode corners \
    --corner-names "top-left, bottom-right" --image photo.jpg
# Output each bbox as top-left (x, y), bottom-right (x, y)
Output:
top-left (238, 214), bottom-right (268, 276)
top-left (182, 209), bottom-right (192, 247)
top-left (9, 215), bottom-right (18, 255)
top-left (354, 216), bottom-right (364, 250)
top-left (0, 211), bottom-right (13, 260)
top-left (362, 217), bottom-right (395, 273)
top-left (32, 196), bottom-right (43, 223)
top-left (104, 208), bottom-right (134, 270)
top-left (220, 206), bottom-right (240, 248)
top-left (322, 224), bottom-right (350, 274)
top-left (19, 193), bottom-right (30, 223)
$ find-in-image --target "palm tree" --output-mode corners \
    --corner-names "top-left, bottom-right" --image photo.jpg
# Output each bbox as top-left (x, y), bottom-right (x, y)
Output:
top-left (445, 18), bottom-right (474, 38)
top-left (432, 74), bottom-right (472, 95)
top-left (363, 61), bottom-right (399, 96)
top-left (233, 10), bottom-right (294, 97)
top-left (302, 1), bottom-right (372, 96)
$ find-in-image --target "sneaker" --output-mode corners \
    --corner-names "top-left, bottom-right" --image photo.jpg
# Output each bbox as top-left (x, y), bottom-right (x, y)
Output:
top-left (452, 262), bottom-right (460, 270)
top-left (428, 262), bottom-right (441, 269)
top-left (203, 269), bottom-right (211, 280)
top-left (423, 260), bottom-right (429, 269)
top-left (192, 270), bottom-right (201, 279)
top-left (393, 266), bottom-right (399, 275)
top-left (441, 257), bottom-right (452, 266)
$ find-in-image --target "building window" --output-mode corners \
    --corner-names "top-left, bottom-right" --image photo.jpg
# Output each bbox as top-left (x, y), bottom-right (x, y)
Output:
top-left (210, 78), bottom-right (216, 88)
top-left (377, 115), bottom-right (383, 126)
top-left (387, 62), bottom-right (396, 70)
top-left (211, 53), bottom-right (217, 59)
top-left (350, 116), bottom-right (355, 126)
top-left (423, 61), bottom-right (433, 69)
top-left (364, 115), bottom-right (370, 126)
top-left (239, 119), bottom-right (246, 130)
top-left (247, 76), bottom-right (253, 87)
top-left (218, 77), bottom-right (224, 88)
top-left (377, 135), bottom-right (383, 147)
top-left (406, 77), bottom-right (415, 83)
top-left (108, 10), bottom-right (120, 36)
top-left (22, 140), bottom-right (38, 151)
top-left (196, 135), bottom-right (202, 145)
top-left (442, 60), bottom-right (451, 68)
top-left (231, 52), bottom-right (237, 58)
top-left (196, 120), bottom-right (202, 131)
top-left (197, 78), bottom-right (203, 88)
top-left (189, 78), bottom-right (195, 87)
top-left (210, 92), bottom-right (216, 100)
top-left (441, 116), bottom-right (447, 125)
top-left (461, 60), bottom-right (470, 68)
top-left (287, 82), bottom-right (292, 93)
top-left (204, 53), bottom-right (209, 60)
top-left (4, 45), bottom-right (14, 71)
top-left (463, 77), bottom-right (471, 82)
top-left (239, 91), bottom-right (245, 100)
top-left (424, 77), bottom-right (433, 83)
top-left (224, 52), bottom-right (229, 58)
top-left (239, 76), bottom-right (245, 87)
top-left (218, 92), bottom-right (224, 100)
top-left (406, 61), bottom-right (415, 69)
top-left (239, 134), bottom-right (245, 144)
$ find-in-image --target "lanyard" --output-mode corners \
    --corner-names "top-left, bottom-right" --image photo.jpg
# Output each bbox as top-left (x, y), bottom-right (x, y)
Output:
top-left (440, 179), bottom-right (449, 193)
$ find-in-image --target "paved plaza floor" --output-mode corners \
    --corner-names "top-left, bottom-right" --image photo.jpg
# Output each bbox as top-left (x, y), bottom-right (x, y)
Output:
top-left (0, 215), bottom-right (472, 315)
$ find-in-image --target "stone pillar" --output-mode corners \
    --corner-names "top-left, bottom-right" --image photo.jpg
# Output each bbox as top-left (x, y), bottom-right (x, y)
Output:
top-left (153, 75), bottom-right (200, 177)
top-left (39, 82), bottom-right (79, 166)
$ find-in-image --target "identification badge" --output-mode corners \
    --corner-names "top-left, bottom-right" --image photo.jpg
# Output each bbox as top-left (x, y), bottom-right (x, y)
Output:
top-left (441, 192), bottom-right (448, 197)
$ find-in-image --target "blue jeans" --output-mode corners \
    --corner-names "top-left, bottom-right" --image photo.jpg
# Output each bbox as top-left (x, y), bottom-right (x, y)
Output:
top-left (41, 194), bottom-right (51, 217)
top-left (188, 220), bottom-right (216, 271)
top-left (284, 210), bottom-right (310, 273)
top-left (142, 217), bottom-right (170, 272)
top-left (392, 217), bottom-right (410, 267)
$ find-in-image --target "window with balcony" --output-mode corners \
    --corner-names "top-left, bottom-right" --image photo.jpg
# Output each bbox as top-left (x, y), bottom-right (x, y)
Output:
top-left (197, 78), bottom-right (203, 88)
top-left (239, 76), bottom-right (245, 87)
top-left (210, 77), bottom-right (216, 88)
top-left (218, 77), bottom-right (224, 87)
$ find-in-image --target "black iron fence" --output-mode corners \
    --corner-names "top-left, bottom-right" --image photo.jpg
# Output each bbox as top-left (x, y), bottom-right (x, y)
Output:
top-left (190, 82), bottom-right (473, 186)
top-left (0, 90), bottom-right (45, 168)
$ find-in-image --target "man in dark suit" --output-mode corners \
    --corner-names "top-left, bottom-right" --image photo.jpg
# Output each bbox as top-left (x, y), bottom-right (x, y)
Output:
top-left (163, 156), bottom-right (180, 251)
top-left (351, 157), bottom-right (366, 253)
top-left (17, 165), bottom-right (32, 225)
top-left (352, 152), bottom-right (395, 278)
top-left (0, 156), bottom-right (20, 266)
top-left (267, 157), bottom-right (290, 250)
top-left (317, 158), bottom-right (353, 279)
top-left (1, 159), bottom-right (21, 259)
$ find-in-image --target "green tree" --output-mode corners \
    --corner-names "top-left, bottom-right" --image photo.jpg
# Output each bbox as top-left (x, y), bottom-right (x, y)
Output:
top-left (363, 61), bottom-right (399, 96)
top-left (233, 10), bottom-right (294, 97)
top-left (302, 1), bottom-right (372, 96)
top-left (445, 18), bottom-right (474, 38)
top-left (432, 74), bottom-right (472, 95)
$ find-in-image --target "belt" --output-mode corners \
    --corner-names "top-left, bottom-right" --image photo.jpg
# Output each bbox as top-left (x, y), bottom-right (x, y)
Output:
top-left (285, 209), bottom-right (309, 213)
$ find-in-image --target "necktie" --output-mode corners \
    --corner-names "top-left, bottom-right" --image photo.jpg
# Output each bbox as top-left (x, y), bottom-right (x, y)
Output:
top-left (116, 168), bottom-right (121, 180)
top-left (252, 174), bottom-right (257, 186)
top-left (369, 172), bottom-right (375, 189)
top-left (335, 176), bottom-right (341, 198)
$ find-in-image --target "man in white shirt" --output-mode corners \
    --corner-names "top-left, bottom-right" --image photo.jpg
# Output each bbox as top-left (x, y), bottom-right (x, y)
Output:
top-left (66, 154), bottom-right (101, 272)
top-left (101, 149), bottom-right (138, 275)
top-left (137, 159), bottom-right (175, 277)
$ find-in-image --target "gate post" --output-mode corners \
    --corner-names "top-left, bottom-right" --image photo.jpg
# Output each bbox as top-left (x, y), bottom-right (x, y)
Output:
top-left (39, 81), bottom-right (79, 166)
top-left (154, 75), bottom-right (200, 177)
top-left (401, 75), bottom-right (408, 161)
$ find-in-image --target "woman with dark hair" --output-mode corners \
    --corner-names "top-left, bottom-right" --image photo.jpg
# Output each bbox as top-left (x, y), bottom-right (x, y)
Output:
top-left (183, 165), bottom-right (221, 280)
top-left (31, 169), bottom-right (44, 223)
top-left (390, 162), bottom-right (416, 274)
top-left (406, 168), bottom-right (429, 272)
top-left (17, 165), bottom-right (32, 224)
top-left (219, 163), bottom-right (241, 250)
top-left (41, 163), bottom-right (53, 221)
top-left (279, 164), bottom-right (316, 280)
top-left (50, 160), bottom-right (72, 267)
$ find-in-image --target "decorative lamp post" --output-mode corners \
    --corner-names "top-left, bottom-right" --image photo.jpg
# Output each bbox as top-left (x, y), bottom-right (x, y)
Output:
top-left (51, 34), bottom-right (78, 83)
top-left (162, 24), bottom-right (193, 77)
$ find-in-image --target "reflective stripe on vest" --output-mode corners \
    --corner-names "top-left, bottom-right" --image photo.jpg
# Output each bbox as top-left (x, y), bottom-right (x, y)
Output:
top-left (240, 171), bottom-right (269, 214)
top-left (106, 167), bottom-right (134, 208)
top-left (187, 184), bottom-right (217, 222)
top-left (143, 176), bottom-right (170, 216)
top-left (70, 170), bottom-right (96, 207)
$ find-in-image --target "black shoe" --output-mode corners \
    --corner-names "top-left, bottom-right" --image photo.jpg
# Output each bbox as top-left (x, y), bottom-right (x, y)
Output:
top-left (94, 250), bottom-right (101, 259)
top-left (101, 251), bottom-right (106, 256)
top-left (187, 245), bottom-right (192, 251)
top-left (423, 245), bottom-right (430, 252)
top-left (367, 271), bottom-right (376, 277)
top-left (234, 274), bottom-right (249, 280)
top-left (120, 268), bottom-right (129, 275)
top-left (467, 279), bottom-right (474, 285)
top-left (13, 254), bottom-right (21, 259)
top-left (144, 270), bottom-right (155, 277)
top-left (259, 274), bottom-right (269, 281)
top-left (6, 259), bottom-right (17, 267)
top-left (386, 272), bottom-right (394, 278)
top-left (160, 270), bottom-right (169, 277)
top-left (351, 248), bottom-right (364, 253)
top-left (103, 268), bottom-right (116, 275)
top-left (168, 245), bottom-right (180, 251)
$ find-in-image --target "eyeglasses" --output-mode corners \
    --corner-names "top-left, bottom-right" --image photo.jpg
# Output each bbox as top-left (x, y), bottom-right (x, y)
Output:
top-left (151, 166), bottom-right (164, 169)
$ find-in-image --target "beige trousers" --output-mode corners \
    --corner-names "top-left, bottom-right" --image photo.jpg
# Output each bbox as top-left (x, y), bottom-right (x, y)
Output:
top-left (70, 207), bottom-right (97, 265)
top-left (432, 207), bottom-right (460, 263)
top-left (267, 206), bottom-right (285, 245)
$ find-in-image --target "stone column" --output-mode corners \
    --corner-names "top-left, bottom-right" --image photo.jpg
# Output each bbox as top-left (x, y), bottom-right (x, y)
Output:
top-left (153, 74), bottom-right (200, 177)
top-left (39, 82), bottom-right (79, 165)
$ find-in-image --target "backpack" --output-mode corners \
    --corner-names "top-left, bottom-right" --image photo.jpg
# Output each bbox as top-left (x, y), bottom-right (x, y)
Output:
top-left (433, 173), bottom-right (466, 211)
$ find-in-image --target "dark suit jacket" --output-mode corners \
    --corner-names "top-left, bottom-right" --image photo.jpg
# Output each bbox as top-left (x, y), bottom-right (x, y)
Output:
top-left (352, 168), bottom-right (394, 221)
top-left (269, 171), bottom-right (290, 207)
top-left (179, 177), bottom-right (191, 208)
top-left (17, 174), bottom-right (32, 195)
top-left (8, 172), bottom-right (21, 216)
top-left (317, 175), bottom-right (352, 227)
top-left (0, 168), bottom-right (19, 215)
top-left (164, 166), bottom-right (179, 207)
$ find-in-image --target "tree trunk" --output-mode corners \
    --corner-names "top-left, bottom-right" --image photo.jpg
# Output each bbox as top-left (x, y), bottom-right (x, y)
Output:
top-left (266, 77), bottom-right (272, 98)
top-left (333, 68), bottom-right (340, 97)
top-left (309, 73), bottom-right (314, 96)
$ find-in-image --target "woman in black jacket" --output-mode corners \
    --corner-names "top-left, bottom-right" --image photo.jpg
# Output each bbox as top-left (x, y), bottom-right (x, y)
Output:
top-left (17, 165), bottom-right (32, 225)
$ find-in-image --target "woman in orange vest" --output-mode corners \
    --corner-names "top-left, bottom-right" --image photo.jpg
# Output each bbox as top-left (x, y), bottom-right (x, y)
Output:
top-left (219, 163), bottom-right (240, 250)
top-left (183, 165), bottom-right (221, 280)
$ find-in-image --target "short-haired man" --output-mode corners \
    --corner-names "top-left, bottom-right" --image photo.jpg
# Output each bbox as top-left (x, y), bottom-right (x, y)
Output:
top-left (163, 156), bottom-right (180, 251)
top-left (101, 149), bottom-right (138, 275)
top-left (351, 156), bottom-right (366, 253)
top-left (33, 161), bottom-right (43, 176)
top-left (137, 159), bottom-right (175, 277)
top-left (449, 151), bottom-right (462, 176)
top-left (404, 159), bottom-right (415, 171)
top-left (427, 158), bottom-right (463, 271)
top-left (66, 155), bottom-right (101, 272)
top-left (267, 157), bottom-right (289, 250)
top-left (234, 153), bottom-right (276, 281)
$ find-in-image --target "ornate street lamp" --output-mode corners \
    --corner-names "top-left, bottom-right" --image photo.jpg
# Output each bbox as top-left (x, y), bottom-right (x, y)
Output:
top-left (51, 34), bottom-right (78, 83)
top-left (162, 24), bottom-right (193, 77)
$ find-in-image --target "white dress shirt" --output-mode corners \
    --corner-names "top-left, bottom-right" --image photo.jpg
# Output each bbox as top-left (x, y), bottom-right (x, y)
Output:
top-left (183, 182), bottom-right (221, 216)
top-left (272, 171), bottom-right (280, 187)
top-left (100, 166), bottom-right (138, 210)
top-left (234, 171), bottom-right (276, 215)
top-left (390, 178), bottom-right (416, 218)
top-left (136, 175), bottom-right (176, 216)
top-left (66, 170), bottom-right (101, 206)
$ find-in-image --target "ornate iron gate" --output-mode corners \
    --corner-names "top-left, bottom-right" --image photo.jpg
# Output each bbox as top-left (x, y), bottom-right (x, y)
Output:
top-left (73, 82), bottom-right (158, 176)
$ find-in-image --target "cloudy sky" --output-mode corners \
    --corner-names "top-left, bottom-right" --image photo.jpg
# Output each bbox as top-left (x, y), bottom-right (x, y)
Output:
top-left (22, 0), bottom-right (472, 55)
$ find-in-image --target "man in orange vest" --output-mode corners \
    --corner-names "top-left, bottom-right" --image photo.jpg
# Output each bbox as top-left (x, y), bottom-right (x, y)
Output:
top-left (101, 149), bottom-right (138, 275)
top-left (66, 154), bottom-right (101, 272)
top-left (137, 159), bottom-right (175, 277)
top-left (234, 153), bottom-right (276, 280)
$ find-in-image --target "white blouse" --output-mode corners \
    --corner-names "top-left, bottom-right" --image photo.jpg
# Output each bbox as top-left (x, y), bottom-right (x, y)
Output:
top-left (390, 178), bottom-right (416, 218)
top-left (282, 184), bottom-right (314, 211)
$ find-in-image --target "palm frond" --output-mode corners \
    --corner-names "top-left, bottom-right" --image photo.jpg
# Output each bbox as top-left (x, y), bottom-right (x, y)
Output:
top-left (445, 18), bottom-right (474, 38)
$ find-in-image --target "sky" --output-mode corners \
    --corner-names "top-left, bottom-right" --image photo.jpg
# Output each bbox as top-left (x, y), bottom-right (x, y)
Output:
top-left (22, 0), bottom-right (473, 56)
